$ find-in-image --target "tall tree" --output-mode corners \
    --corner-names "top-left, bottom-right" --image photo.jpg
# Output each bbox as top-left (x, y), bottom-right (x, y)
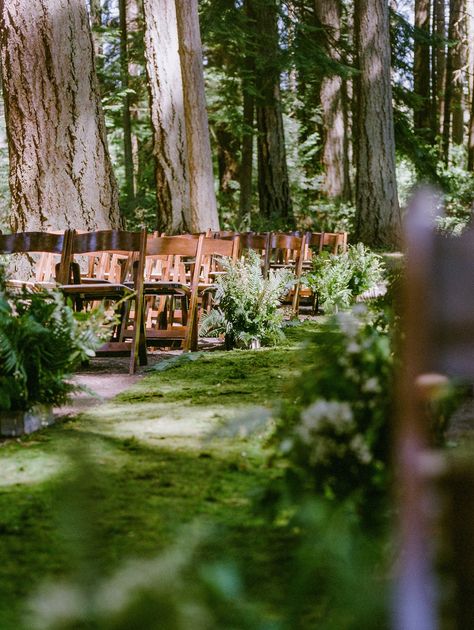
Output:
top-left (443, 0), bottom-right (466, 159)
top-left (314, 0), bottom-right (351, 201)
top-left (354, 0), bottom-right (401, 248)
top-left (175, 0), bottom-right (220, 232)
top-left (0, 0), bottom-right (120, 232)
top-left (249, 0), bottom-right (294, 226)
top-left (143, 0), bottom-right (191, 233)
top-left (433, 0), bottom-right (446, 137)
top-left (413, 0), bottom-right (432, 137)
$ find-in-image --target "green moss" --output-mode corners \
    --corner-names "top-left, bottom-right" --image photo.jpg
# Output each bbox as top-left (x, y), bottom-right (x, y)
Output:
top-left (0, 321), bottom-right (324, 628)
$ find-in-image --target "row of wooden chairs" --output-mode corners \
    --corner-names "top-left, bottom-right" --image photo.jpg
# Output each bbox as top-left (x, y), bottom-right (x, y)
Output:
top-left (0, 229), bottom-right (348, 373)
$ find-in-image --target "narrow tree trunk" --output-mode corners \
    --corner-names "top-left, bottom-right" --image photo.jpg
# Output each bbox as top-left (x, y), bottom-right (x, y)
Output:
top-left (142, 0), bottom-right (190, 233)
top-left (443, 0), bottom-right (465, 158)
top-left (119, 0), bottom-right (135, 205)
top-left (239, 86), bottom-right (254, 224)
top-left (433, 0), bottom-right (446, 137)
top-left (354, 0), bottom-right (401, 248)
top-left (89, 0), bottom-right (103, 74)
top-left (175, 0), bottom-right (220, 232)
top-left (314, 0), bottom-right (351, 201)
top-left (414, 0), bottom-right (432, 137)
top-left (468, 0), bottom-right (474, 169)
top-left (215, 126), bottom-right (240, 197)
top-left (250, 0), bottom-right (293, 226)
top-left (0, 0), bottom-right (120, 232)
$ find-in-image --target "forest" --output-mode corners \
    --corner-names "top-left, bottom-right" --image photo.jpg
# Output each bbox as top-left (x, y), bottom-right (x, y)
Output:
top-left (1, 1), bottom-right (474, 629)
top-left (0, 0), bottom-right (473, 247)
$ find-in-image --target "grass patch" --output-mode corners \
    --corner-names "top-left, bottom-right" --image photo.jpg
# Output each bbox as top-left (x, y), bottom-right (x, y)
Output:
top-left (0, 320), bottom-right (322, 628)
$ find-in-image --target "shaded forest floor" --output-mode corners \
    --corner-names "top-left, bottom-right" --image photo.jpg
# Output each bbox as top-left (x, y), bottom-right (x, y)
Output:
top-left (0, 323), bottom-right (324, 629)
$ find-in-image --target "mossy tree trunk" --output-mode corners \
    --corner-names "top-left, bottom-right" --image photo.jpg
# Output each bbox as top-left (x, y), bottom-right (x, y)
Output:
top-left (0, 0), bottom-right (120, 232)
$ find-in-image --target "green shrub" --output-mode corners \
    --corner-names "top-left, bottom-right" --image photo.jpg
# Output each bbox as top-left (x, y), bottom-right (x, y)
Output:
top-left (304, 243), bottom-right (385, 313)
top-left (199, 251), bottom-right (294, 348)
top-left (273, 306), bottom-right (394, 518)
top-left (0, 267), bottom-right (110, 411)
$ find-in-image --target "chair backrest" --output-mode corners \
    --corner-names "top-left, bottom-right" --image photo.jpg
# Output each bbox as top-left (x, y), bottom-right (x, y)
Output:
top-left (0, 230), bottom-right (72, 284)
top-left (145, 233), bottom-right (206, 288)
top-left (306, 231), bottom-right (348, 255)
top-left (268, 233), bottom-right (305, 268)
top-left (69, 229), bottom-right (147, 286)
top-left (238, 232), bottom-right (271, 275)
top-left (394, 189), bottom-right (474, 630)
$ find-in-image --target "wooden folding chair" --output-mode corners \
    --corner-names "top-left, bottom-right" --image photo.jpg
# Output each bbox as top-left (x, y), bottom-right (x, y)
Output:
top-left (394, 188), bottom-right (474, 630)
top-left (0, 230), bottom-right (72, 288)
top-left (139, 233), bottom-right (206, 351)
top-left (60, 229), bottom-right (147, 374)
top-left (267, 233), bottom-right (306, 316)
top-left (238, 232), bottom-right (271, 277)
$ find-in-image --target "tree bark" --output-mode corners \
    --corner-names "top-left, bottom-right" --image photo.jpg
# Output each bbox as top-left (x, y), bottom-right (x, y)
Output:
top-left (468, 0), bottom-right (474, 169)
top-left (0, 0), bottom-right (120, 232)
top-left (443, 0), bottom-right (466, 158)
top-left (239, 85), bottom-right (254, 224)
top-left (414, 0), bottom-right (432, 137)
top-left (354, 0), bottom-right (401, 248)
top-left (433, 0), bottom-right (446, 137)
top-left (175, 0), bottom-right (219, 232)
top-left (250, 0), bottom-right (293, 226)
top-left (314, 0), bottom-right (351, 201)
top-left (143, 0), bottom-right (191, 233)
top-left (119, 0), bottom-right (135, 205)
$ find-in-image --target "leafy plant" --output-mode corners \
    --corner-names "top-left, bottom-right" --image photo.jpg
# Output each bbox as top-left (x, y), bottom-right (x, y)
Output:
top-left (199, 251), bottom-right (293, 348)
top-left (0, 267), bottom-right (111, 411)
top-left (273, 306), bottom-right (394, 520)
top-left (304, 243), bottom-right (385, 313)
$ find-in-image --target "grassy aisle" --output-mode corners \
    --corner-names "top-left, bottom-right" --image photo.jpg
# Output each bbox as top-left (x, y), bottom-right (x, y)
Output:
top-left (0, 323), bottom-right (318, 629)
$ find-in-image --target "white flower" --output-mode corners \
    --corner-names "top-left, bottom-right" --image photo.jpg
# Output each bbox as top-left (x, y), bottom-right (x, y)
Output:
top-left (362, 377), bottom-right (380, 393)
top-left (297, 400), bottom-right (354, 445)
top-left (350, 434), bottom-right (372, 464)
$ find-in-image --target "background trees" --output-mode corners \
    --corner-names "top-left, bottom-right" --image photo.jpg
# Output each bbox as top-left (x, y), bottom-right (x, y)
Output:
top-left (0, 0), bottom-right (473, 246)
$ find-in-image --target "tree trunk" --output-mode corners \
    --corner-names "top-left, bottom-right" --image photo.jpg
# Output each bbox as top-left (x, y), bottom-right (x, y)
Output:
top-left (175, 0), bottom-right (219, 232)
top-left (250, 0), bottom-right (293, 226)
top-left (0, 0), bottom-right (120, 232)
top-left (314, 0), bottom-right (351, 201)
top-left (443, 0), bottom-right (466, 158)
top-left (89, 0), bottom-right (103, 74)
top-left (468, 0), bottom-right (474, 169)
top-left (119, 0), bottom-right (135, 205)
top-left (414, 0), bottom-right (432, 138)
top-left (143, 0), bottom-right (191, 233)
top-left (239, 85), bottom-right (254, 224)
top-left (433, 0), bottom-right (446, 137)
top-left (354, 0), bottom-right (401, 248)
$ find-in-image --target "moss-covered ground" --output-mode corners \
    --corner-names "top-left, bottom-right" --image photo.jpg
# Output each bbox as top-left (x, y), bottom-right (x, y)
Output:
top-left (0, 323), bottom-right (320, 629)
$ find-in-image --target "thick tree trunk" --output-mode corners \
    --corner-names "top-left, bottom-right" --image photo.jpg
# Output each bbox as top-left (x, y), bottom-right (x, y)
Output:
top-left (354, 0), bottom-right (401, 248)
top-left (143, 0), bottom-right (191, 233)
top-left (414, 0), bottom-right (432, 137)
top-left (0, 0), bottom-right (120, 232)
top-left (314, 0), bottom-right (351, 201)
top-left (175, 0), bottom-right (219, 232)
top-left (251, 0), bottom-right (293, 226)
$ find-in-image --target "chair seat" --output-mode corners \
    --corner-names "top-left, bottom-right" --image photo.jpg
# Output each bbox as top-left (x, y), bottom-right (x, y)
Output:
top-left (61, 283), bottom-right (134, 299)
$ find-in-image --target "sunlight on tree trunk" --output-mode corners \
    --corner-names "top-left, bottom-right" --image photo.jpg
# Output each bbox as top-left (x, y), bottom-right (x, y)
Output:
top-left (175, 0), bottom-right (219, 232)
top-left (143, 0), bottom-right (191, 233)
top-left (0, 0), bottom-right (120, 232)
top-left (354, 0), bottom-right (401, 248)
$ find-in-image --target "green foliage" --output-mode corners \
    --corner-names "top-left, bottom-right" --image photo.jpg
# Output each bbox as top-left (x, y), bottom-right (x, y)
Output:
top-left (304, 243), bottom-right (385, 313)
top-left (273, 306), bottom-right (394, 519)
top-left (0, 268), bottom-right (110, 411)
top-left (199, 251), bottom-right (293, 348)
